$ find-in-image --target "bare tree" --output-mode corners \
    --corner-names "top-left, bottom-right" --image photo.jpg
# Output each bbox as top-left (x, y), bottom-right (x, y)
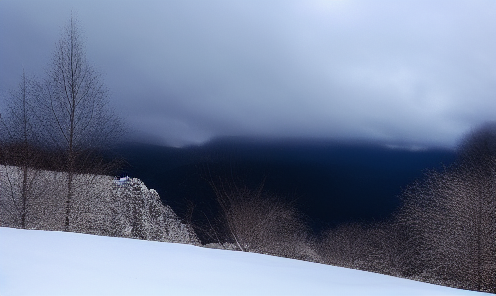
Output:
top-left (396, 122), bottom-right (496, 293)
top-left (208, 176), bottom-right (318, 261)
top-left (453, 123), bottom-right (496, 292)
top-left (41, 16), bottom-right (124, 231)
top-left (0, 72), bottom-right (49, 228)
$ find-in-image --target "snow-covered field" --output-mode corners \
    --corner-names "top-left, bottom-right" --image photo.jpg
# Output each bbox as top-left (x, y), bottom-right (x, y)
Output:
top-left (0, 227), bottom-right (487, 296)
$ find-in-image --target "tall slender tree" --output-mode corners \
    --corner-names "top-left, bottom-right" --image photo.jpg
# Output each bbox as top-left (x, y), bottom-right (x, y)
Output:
top-left (42, 16), bottom-right (123, 231)
top-left (0, 72), bottom-right (48, 228)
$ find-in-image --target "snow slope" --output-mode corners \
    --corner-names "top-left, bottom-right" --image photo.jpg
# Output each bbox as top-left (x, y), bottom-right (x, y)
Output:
top-left (0, 227), bottom-right (488, 296)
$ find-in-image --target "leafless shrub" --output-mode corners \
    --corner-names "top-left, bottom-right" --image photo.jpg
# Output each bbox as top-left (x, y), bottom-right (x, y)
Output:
top-left (316, 221), bottom-right (405, 275)
top-left (207, 177), bottom-right (319, 261)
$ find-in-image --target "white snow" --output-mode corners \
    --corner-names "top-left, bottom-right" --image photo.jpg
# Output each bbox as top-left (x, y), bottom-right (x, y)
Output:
top-left (113, 176), bottom-right (131, 186)
top-left (0, 227), bottom-right (487, 296)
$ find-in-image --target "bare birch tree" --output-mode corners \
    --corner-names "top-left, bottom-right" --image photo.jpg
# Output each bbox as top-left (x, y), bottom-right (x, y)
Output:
top-left (42, 16), bottom-right (123, 231)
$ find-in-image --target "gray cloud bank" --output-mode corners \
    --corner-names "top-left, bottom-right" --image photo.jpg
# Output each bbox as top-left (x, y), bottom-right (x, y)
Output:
top-left (1, 0), bottom-right (495, 149)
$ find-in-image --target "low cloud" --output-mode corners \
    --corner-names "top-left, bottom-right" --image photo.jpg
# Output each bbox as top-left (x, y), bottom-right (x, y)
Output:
top-left (1, 0), bottom-right (495, 148)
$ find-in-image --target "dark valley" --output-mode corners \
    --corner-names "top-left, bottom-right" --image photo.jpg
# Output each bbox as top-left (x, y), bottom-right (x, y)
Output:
top-left (108, 138), bottom-right (457, 235)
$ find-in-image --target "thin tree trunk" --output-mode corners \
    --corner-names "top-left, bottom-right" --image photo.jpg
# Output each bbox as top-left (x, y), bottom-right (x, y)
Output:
top-left (20, 72), bottom-right (29, 229)
top-left (21, 164), bottom-right (28, 229)
top-left (64, 170), bottom-right (74, 231)
top-left (65, 22), bottom-right (77, 232)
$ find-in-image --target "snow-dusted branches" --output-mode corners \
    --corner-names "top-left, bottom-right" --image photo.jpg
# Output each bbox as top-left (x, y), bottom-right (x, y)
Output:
top-left (395, 122), bottom-right (496, 293)
top-left (0, 167), bottom-right (200, 245)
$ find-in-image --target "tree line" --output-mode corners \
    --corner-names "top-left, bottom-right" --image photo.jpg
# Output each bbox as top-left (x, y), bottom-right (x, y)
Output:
top-left (0, 16), bottom-right (124, 231)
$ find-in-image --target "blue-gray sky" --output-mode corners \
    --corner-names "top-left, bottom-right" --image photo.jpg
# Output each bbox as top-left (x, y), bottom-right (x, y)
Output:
top-left (1, 0), bottom-right (495, 149)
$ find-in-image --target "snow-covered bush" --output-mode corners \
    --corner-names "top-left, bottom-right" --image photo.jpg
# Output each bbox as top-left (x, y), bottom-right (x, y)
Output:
top-left (0, 165), bottom-right (200, 245)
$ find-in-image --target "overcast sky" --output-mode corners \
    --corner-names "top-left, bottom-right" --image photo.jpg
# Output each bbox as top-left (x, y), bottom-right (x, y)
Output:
top-left (1, 1), bottom-right (495, 149)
